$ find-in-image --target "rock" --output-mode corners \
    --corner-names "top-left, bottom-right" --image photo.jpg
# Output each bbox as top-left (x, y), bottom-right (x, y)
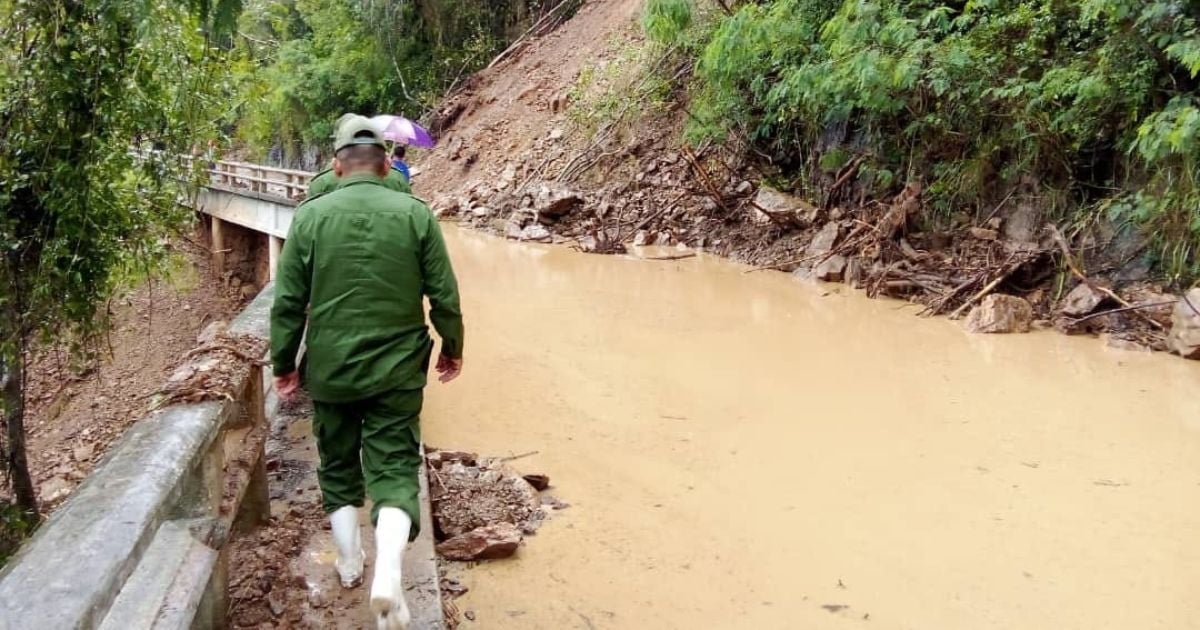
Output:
top-left (447, 137), bottom-right (464, 160)
top-left (1168, 288), bottom-right (1200, 359)
top-left (535, 184), bottom-right (583, 220)
top-left (1001, 177), bottom-right (1043, 243)
top-left (73, 443), bottom-right (95, 463)
top-left (844, 257), bottom-right (864, 289)
top-left (548, 128), bottom-right (564, 141)
top-left (470, 205), bottom-right (493, 219)
top-left (522, 474), bottom-right (550, 491)
top-left (1101, 334), bottom-right (1152, 352)
top-left (735, 180), bottom-right (753, 195)
top-left (432, 195), bottom-right (464, 217)
top-left (550, 91), bottom-right (569, 113)
top-left (968, 227), bottom-right (999, 241)
top-left (965, 294), bottom-right (1033, 334)
top-left (1126, 286), bottom-right (1176, 328)
top-left (39, 476), bottom-right (72, 503)
top-left (197, 320), bottom-right (228, 345)
top-left (503, 221), bottom-right (524, 240)
top-left (752, 186), bottom-right (818, 227)
top-left (499, 164), bottom-right (517, 186)
top-left (1060, 282), bottom-right (1108, 317)
top-left (813, 255), bottom-right (847, 282)
top-left (804, 222), bottom-right (841, 259)
top-left (428, 450), bottom-right (478, 468)
top-left (479, 470), bottom-right (503, 484)
top-left (240, 284), bottom-right (258, 299)
top-left (632, 230), bottom-right (650, 247)
top-left (436, 523), bottom-right (523, 561)
top-left (541, 495), bottom-right (570, 510)
top-left (307, 588), bottom-right (332, 609)
top-left (267, 590), bottom-right (286, 617)
top-left (520, 224), bottom-right (552, 242)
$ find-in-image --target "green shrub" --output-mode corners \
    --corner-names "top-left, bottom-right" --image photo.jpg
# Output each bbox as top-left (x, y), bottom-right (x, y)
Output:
top-left (672, 0), bottom-right (1200, 284)
top-left (643, 0), bottom-right (694, 47)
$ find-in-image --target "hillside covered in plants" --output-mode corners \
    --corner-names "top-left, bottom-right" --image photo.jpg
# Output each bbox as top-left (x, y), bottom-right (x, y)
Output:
top-left (661, 0), bottom-right (1200, 285)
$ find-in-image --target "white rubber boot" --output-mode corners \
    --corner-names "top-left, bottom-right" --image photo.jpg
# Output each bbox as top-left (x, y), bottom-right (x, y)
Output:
top-left (330, 505), bottom-right (364, 588)
top-left (370, 507), bottom-right (413, 630)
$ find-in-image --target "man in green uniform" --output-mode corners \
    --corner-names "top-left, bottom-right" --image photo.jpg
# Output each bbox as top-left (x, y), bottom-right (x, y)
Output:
top-left (271, 115), bottom-right (463, 629)
top-left (307, 160), bottom-right (411, 196)
top-left (306, 114), bottom-right (413, 197)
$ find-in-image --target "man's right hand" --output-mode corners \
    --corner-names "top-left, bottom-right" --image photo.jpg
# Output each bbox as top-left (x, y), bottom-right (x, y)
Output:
top-left (275, 371), bottom-right (301, 400)
top-left (436, 354), bottom-right (463, 383)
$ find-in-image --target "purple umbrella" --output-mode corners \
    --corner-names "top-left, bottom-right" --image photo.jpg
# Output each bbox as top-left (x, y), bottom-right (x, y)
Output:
top-left (370, 115), bottom-right (435, 148)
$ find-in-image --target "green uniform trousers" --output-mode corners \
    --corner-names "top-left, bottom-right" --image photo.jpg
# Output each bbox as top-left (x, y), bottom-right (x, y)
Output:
top-left (312, 387), bottom-right (423, 539)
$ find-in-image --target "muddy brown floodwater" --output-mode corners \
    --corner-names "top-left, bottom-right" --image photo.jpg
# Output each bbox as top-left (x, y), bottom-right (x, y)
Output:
top-left (424, 226), bottom-right (1200, 630)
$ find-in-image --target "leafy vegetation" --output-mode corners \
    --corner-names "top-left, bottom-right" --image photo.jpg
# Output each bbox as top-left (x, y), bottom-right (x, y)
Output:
top-left (0, 0), bottom-right (233, 515)
top-left (232, 0), bottom-right (571, 164)
top-left (645, 0), bottom-right (1200, 285)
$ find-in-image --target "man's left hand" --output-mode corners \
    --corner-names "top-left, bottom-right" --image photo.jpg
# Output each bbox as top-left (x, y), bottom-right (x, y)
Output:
top-left (275, 371), bottom-right (301, 400)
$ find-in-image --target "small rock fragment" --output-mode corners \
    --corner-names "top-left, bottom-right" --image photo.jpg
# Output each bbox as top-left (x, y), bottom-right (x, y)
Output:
top-left (968, 227), bottom-right (999, 241)
top-left (805, 222), bottom-right (841, 259)
top-left (520, 224), bottom-right (552, 242)
top-left (436, 523), bottom-right (523, 561)
top-left (753, 186), bottom-right (818, 227)
top-left (965, 294), bottom-right (1033, 334)
top-left (522, 474), bottom-right (550, 491)
top-left (1168, 288), bottom-right (1200, 359)
top-left (1060, 282), bottom-right (1108, 317)
top-left (267, 590), bottom-right (286, 617)
top-left (197, 320), bottom-right (228, 344)
top-left (73, 443), bottom-right (95, 463)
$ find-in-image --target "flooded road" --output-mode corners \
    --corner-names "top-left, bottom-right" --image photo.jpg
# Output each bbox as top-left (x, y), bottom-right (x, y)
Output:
top-left (423, 226), bottom-right (1200, 630)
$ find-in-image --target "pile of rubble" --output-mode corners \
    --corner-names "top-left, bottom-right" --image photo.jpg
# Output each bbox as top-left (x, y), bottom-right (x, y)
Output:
top-left (153, 326), bottom-right (268, 408)
top-left (430, 124), bottom-right (1200, 355)
top-left (427, 449), bottom-right (565, 562)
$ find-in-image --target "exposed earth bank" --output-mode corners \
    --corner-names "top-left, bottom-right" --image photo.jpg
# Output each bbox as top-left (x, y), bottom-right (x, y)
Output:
top-left (414, 0), bottom-right (1200, 359)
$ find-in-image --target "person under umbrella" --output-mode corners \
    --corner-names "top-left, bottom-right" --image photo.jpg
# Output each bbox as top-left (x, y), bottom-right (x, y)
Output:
top-left (390, 144), bottom-right (411, 183)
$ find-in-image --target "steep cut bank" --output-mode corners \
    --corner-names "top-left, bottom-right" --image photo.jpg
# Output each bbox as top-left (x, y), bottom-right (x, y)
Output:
top-left (415, 0), bottom-right (1200, 358)
top-left (21, 235), bottom-right (248, 513)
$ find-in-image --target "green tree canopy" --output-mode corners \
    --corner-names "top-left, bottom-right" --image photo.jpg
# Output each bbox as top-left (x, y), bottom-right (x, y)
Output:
top-left (0, 0), bottom-right (237, 511)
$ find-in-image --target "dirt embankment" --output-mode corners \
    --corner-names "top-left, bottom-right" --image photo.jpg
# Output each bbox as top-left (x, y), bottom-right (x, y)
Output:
top-left (415, 0), bottom-right (1196, 356)
top-left (22, 234), bottom-right (250, 511)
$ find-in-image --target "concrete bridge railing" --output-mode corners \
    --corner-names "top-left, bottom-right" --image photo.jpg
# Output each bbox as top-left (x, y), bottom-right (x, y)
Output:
top-left (0, 288), bottom-right (278, 630)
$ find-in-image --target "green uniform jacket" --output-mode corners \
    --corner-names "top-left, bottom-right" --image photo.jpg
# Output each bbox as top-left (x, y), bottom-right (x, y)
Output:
top-left (271, 173), bottom-right (464, 403)
top-left (308, 166), bottom-right (411, 197)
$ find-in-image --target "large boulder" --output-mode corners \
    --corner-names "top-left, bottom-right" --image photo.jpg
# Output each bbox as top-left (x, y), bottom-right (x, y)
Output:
top-left (813, 254), bottom-right (847, 282)
top-left (1168, 288), bottom-right (1200, 359)
top-left (1059, 282), bottom-right (1108, 317)
top-left (534, 184), bottom-right (583, 220)
top-left (965, 294), bottom-right (1033, 334)
top-left (520, 224), bottom-right (552, 242)
top-left (804, 222), bottom-right (841, 259)
top-left (752, 186), bottom-right (818, 227)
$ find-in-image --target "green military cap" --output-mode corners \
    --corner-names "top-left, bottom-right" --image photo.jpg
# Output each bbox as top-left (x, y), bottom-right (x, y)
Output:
top-left (334, 115), bottom-right (385, 153)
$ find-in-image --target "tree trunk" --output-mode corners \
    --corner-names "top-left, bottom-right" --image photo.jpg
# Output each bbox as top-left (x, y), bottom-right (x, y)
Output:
top-left (1, 344), bottom-right (37, 513)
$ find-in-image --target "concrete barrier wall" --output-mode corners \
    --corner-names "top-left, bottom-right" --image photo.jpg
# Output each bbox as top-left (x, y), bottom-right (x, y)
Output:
top-left (0, 287), bottom-right (278, 630)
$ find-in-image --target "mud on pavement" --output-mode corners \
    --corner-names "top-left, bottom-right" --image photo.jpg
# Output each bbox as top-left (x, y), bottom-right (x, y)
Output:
top-left (227, 392), bottom-right (565, 629)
